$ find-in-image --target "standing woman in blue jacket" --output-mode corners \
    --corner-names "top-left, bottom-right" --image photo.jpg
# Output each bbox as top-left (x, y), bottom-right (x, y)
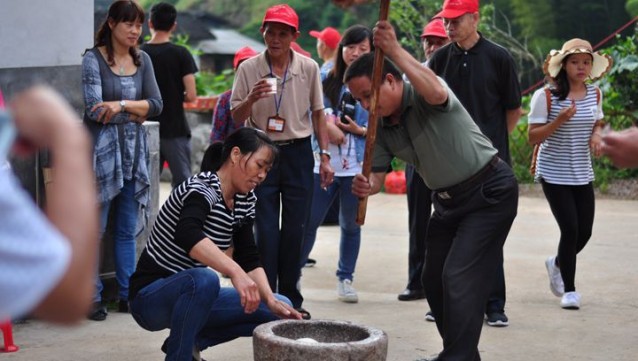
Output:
top-left (300, 25), bottom-right (373, 303)
top-left (82, 0), bottom-right (162, 321)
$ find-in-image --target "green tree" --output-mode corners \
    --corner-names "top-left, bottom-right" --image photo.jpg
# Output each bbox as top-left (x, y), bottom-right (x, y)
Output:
top-left (388, 0), bottom-right (441, 61)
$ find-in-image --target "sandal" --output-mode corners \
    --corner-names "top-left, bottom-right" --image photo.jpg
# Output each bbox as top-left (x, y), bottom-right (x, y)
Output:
top-left (295, 307), bottom-right (311, 320)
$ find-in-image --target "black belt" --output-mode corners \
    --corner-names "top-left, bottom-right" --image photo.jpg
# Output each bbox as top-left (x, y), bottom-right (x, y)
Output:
top-left (435, 155), bottom-right (501, 200)
top-left (273, 136), bottom-right (310, 146)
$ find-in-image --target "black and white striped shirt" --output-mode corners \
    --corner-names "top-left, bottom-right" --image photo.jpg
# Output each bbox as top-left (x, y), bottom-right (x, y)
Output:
top-left (129, 172), bottom-right (259, 299)
top-left (528, 84), bottom-right (603, 185)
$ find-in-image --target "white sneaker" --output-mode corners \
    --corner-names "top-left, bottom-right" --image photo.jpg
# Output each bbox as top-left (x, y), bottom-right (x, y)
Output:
top-left (545, 256), bottom-right (565, 297)
top-left (337, 279), bottom-right (359, 303)
top-left (561, 291), bottom-right (581, 310)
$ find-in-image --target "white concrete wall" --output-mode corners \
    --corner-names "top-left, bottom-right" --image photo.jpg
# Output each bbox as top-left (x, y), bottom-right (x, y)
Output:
top-left (0, 0), bottom-right (93, 68)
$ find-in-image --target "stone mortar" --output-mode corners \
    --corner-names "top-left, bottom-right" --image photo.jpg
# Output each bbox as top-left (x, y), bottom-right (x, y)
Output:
top-left (253, 319), bottom-right (388, 361)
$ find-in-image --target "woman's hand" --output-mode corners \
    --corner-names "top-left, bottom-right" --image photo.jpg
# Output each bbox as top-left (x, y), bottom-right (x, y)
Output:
top-left (91, 101), bottom-right (123, 124)
top-left (266, 298), bottom-right (302, 320)
top-left (556, 100), bottom-right (577, 125)
top-left (590, 133), bottom-right (603, 157)
top-left (336, 115), bottom-right (365, 137)
top-left (326, 115), bottom-right (346, 145)
top-left (129, 114), bottom-right (146, 124)
top-left (229, 272), bottom-right (261, 314)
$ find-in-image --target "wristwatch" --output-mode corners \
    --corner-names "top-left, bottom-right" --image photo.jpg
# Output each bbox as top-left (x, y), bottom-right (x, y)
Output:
top-left (319, 149), bottom-right (331, 159)
top-left (119, 100), bottom-right (126, 112)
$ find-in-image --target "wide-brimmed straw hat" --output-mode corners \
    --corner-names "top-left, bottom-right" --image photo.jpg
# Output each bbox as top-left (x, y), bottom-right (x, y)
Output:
top-left (543, 38), bottom-right (613, 82)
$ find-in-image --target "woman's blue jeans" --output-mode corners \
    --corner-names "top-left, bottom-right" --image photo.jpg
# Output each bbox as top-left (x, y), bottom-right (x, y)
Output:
top-left (301, 174), bottom-right (361, 281)
top-left (95, 179), bottom-right (138, 302)
top-left (130, 268), bottom-right (290, 361)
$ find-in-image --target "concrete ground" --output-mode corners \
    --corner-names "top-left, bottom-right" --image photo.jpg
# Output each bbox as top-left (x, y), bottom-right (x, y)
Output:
top-left (5, 183), bottom-right (638, 360)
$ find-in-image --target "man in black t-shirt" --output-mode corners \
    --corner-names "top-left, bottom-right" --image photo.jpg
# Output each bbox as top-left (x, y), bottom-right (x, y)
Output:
top-left (428, 0), bottom-right (522, 328)
top-left (142, 2), bottom-right (198, 187)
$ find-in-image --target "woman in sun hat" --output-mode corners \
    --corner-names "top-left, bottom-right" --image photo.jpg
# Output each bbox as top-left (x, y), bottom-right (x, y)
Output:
top-left (527, 38), bottom-right (612, 310)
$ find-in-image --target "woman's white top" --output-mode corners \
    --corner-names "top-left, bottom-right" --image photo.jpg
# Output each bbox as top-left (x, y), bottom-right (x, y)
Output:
top-left (528, 84), bottom-right (603, 185)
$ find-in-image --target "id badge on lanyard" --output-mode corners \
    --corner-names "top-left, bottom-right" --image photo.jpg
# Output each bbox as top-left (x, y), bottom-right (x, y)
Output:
top-left (266, 57), bottom-right (290, 133)
top-left (267, 115), bottom-right (286, 133)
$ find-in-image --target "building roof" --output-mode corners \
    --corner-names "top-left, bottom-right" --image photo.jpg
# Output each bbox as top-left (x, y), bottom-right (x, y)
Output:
top-left (92, 7), bottom-right (263, 56)
top-left (198, 29), bottom-right (266, 55)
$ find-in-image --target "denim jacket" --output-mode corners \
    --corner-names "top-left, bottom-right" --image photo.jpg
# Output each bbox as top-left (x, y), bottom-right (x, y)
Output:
top-left (313, 84), bottom-right (368, 163)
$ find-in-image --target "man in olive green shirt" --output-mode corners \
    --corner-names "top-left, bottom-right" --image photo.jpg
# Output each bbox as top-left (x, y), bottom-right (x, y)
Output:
top-left (346, 21), bottom-right (518, 361)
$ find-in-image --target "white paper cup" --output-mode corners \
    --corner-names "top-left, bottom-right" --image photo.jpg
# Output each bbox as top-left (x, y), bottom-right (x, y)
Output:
top-left (265, 78), bottom-right (277, 95)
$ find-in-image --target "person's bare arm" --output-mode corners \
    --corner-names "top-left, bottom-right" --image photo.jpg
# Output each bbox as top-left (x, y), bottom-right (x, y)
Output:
top-left (189, 239), bottom-right (261, 313)
top-left (528, 103), bottom-right (576, 145)
top-left (326, 116), bottom-right (346, 144)
top-left (247, 267), bottom-right (301, 319)
top-left (183, 73), bottom-right (197, 103)
top-left (312, 109), bottom-right (335, 188)
top-left (506, 107), bottom-right (522, 134)
top-left (10, 86), bottom-right (99, 324)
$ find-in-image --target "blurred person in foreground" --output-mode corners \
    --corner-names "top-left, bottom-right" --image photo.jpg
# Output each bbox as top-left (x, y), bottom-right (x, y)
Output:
top-left (346, 21), bottom-right (518, 361)
top-left (601, 127), bottom-right (638, 168)
top-left (0, 86), bottom-right (98, 324)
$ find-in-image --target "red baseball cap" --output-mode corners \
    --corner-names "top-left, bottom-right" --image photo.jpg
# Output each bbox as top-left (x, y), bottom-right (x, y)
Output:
top-left (435, 0), bottom-right (479, 19)
top-left (261, 4), bottom-right (299, 32)
top-left (420, 18), bottom-right (447, 39)
top-left (233, 46), bottom-right (259, 70)
top-left (290, 42), bottom-right (311, 58)
top-left (309, 27), bottom-right (341, 50)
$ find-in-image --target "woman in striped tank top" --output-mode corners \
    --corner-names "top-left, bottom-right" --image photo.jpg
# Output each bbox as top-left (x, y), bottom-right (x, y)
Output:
top-left (129, 128), bottom-right (302, 360)
top-left (528, 38), bottom-right (612, 310)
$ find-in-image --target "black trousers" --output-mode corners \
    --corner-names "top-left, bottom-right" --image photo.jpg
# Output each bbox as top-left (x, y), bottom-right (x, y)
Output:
top-left (405, 164), bottom-right (432, 291)
top-left (423, 159), bottom-right (518, 361)
top-left (254, 138), bottom-right (314, 308)
top-left (541, 180), bottom-right (595, 292)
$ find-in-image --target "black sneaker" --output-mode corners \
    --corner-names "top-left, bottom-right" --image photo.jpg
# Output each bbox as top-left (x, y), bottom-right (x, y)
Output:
top-left (87, 302), bottom-right (108, 321)
top-left (424, 311), bottom-right (435, 322)
top-left (486, 311), bottom-right (509, 327)
top-left (304, 258), bottom-right (317, 268)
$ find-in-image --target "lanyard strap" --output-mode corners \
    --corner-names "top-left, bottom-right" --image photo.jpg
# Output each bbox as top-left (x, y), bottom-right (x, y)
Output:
top-left (268, 57), bottom-right (290, 116)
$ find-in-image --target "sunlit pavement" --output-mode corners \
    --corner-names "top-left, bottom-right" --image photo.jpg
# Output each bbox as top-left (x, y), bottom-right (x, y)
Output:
top-left (7, 182), bottom-right (638, 361)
